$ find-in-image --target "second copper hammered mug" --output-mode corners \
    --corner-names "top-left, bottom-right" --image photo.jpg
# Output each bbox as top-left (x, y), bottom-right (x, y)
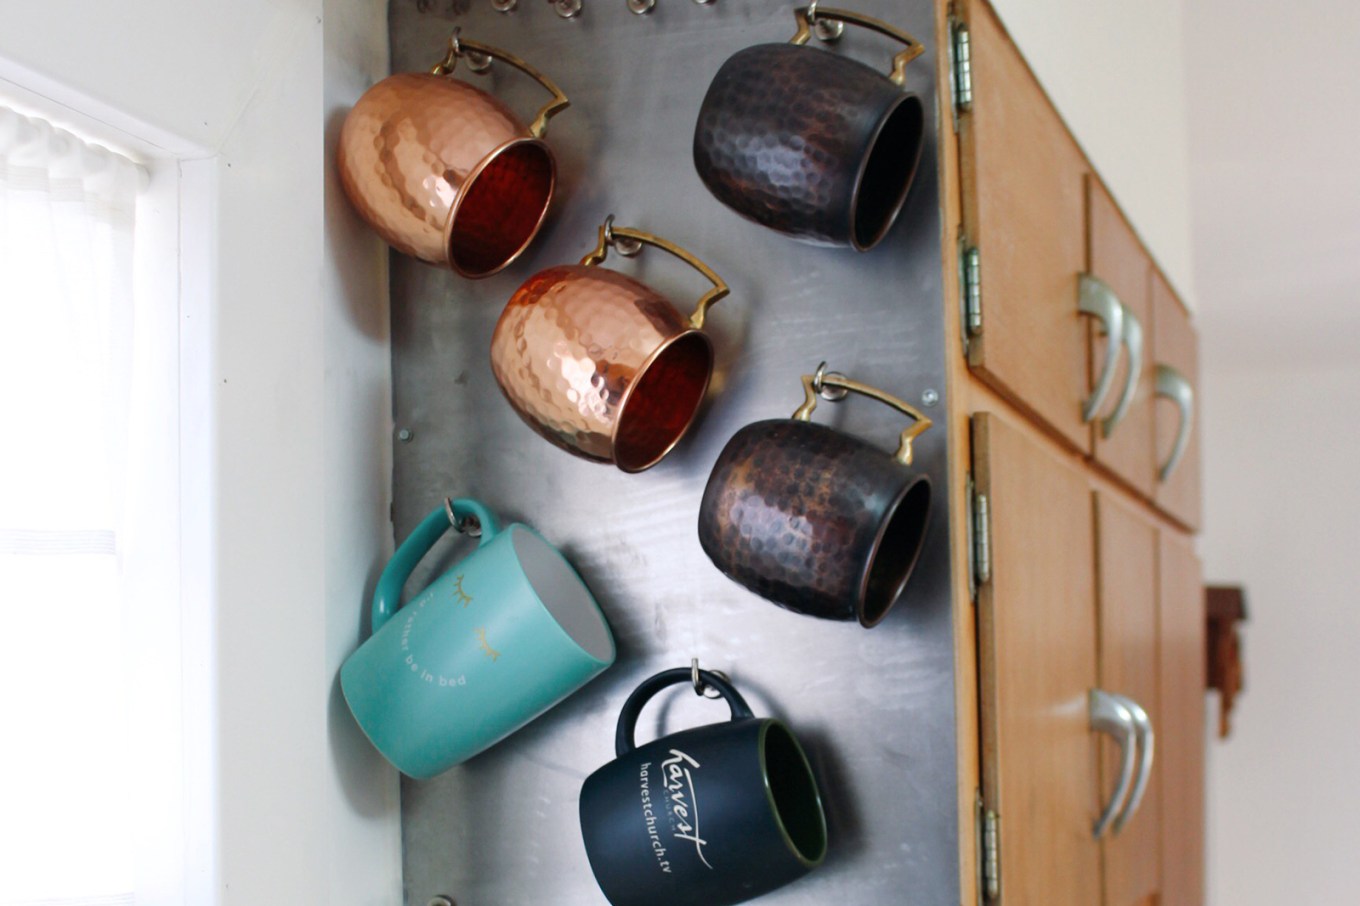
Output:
top-left (490, 217), bottom-right (729, 472)
top-left (337, 30), bottom-right (569, 277)
top-left (698, 364), bottom-right (933, 627)
top-left (693, 4), bottom-right (926, 250)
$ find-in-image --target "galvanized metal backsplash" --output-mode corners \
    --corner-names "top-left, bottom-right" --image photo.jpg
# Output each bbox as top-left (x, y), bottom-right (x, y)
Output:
top-left (385, 0), bottom-right (959, 902)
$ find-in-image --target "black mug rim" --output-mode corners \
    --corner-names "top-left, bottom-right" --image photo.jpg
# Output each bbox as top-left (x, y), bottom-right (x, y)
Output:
top-left (759, 719), bottom-right (829, 868)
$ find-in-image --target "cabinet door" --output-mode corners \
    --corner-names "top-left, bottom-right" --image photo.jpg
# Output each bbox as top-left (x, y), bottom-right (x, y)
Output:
top-left (1152, 274), bottom-right (1202, 529)
top-left (1088, 180), bottom-right (1156, 499)
top-left (974, 413), bottom-right (1100, 905)
top-left (1158, 530), bottom-right (1206, 906)
top-left (960, 2), bottom-right (1089, 450)
top-left (1094, 493), bottom-right (1161, 906)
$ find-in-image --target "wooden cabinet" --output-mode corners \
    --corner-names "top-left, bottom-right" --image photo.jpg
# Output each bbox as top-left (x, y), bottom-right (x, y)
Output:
top-left (955, 0), bottom-right (1202, 524)
top-left (1095, 492), bottom-right (1161, 906)
top-left (1158, 532), bottom-right (1207, 905)
top-left (948, 3), bottom-right (1207, 902)
top-left (1153, 274), bottom-right (1203, 530)
top-left (1087, 180), bottom-right (1156, 500)
top-left (973, 412), bottom-right (1100, 906)
top-left (958, 0), bottom-right (1089, 451)
top-left (971, 409), bottom-right (1205, 906)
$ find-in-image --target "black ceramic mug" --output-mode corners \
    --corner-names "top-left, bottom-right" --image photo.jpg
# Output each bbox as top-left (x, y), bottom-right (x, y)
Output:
top-left (579, 668), bottom-right (828, 906)
top-left (692, 4), bottom-right (926, 250)
top-left (698, 363), bottom-right (933, 627)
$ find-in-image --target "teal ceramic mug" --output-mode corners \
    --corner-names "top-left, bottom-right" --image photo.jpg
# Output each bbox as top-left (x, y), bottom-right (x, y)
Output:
top-left (340, 497), bottom-right (617, 779)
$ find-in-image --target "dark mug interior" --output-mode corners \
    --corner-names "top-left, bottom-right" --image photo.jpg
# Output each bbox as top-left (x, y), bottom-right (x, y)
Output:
top-left (860, 474), bottom-right (932, 625)
top-left (761, 720), bottom-right (829, 866)
top-left (850, 92), bottom-right (924, 251)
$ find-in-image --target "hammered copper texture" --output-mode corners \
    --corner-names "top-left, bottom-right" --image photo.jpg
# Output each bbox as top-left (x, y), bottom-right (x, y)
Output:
top-left (489, 265), bottom-right (714, 471)
top-left (698, 419), bottom-right (931, 625)
top-left (693, 44), bottom-right (924, 250)
top-left (337, 72), bottom-right (554, 274)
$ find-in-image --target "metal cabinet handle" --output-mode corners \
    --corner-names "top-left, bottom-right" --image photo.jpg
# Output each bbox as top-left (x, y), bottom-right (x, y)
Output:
top-left (1155, 364), bottom-right (1194, 482)
top-left (1079, 275), bottom-right (1125, 424)
top-left (1089, 689), bottom-right (1136, 839)
top-left (1111, 694), bottom-right (1154, 833)
top-left (1101, 304), bottom-right (1143, 438)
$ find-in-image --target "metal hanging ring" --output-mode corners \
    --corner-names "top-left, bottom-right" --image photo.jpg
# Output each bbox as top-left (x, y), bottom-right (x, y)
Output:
top-left (552, 0), bottom-right (583, 18)
top-left (807, 2), bottom-right (846, 42)
top-left (627, 0), bottom-right (656, 14)
top-left (603, 215), bottom-right (644, 257)
top-left (691, 658), bottom-right (730, 699)
top-left (492, 0), bottom-right (518, 11)
top-left (444, 498), bottom-right (484, 538)
top-left (812, 361), bottom-right (851, 401)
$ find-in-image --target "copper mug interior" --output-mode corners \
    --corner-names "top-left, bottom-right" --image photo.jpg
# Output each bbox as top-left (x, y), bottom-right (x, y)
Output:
top-left (336, 34), bottom-right (568, 277)
top-left (490, 220), bottom-right (729, 472)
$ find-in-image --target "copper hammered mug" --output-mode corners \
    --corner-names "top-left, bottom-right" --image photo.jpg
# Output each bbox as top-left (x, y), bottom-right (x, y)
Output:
top-left (490, 217), bottom-right (729, 472)
top-left (698, 364), bottom-right (933, 627)
top-left (693, 4), bottom-right (926, 250)
top-left (337, 30), bottom-right (569, 277)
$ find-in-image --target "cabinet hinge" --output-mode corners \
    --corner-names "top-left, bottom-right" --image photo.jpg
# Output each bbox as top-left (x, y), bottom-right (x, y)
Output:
top-left (980, 802), bottom-right (1000, 901)
top-left (951, 16), bottom-right (974, 118)
top-left (959, 243), bottom-right (982, 353)
top-left (968, 476), bottom-right (991, 595)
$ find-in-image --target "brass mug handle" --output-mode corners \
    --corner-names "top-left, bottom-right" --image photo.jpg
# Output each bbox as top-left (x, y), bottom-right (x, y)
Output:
top-left (431, 29), bottom-right (570, 139)
top-left (790, 3), bottom-right (926, 87)
top-left (792, 363), bottom-right (932, 466)
top-left (579, 216), bottom-right (730, 330)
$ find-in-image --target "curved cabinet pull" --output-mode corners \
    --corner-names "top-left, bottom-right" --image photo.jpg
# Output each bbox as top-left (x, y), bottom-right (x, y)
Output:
top-left (1101, 304), bottom-right (1143, 438)
top-left (1079, 275), bottom-right (1125, 424)
top-left (1112, 694), bottom-right (1154, 834)
top-left (1155, 364), bottom-right (1194, 482)
top-left (1089, 689), bottom-right (1136, 839)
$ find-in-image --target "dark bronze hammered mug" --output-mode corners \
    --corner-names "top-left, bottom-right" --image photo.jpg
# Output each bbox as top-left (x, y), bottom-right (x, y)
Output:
top-left (693, 4), bottom-right (926, 250)
top-left (337, 30), bottom-right (569, 277)
top-left (698, 364), bottom-right (933, 627)
top-left (490, 217), bottom-right (729, 472)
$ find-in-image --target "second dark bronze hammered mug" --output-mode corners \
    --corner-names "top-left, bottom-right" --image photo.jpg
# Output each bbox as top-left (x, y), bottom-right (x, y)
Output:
top-left (698, 364), bottom-right (933, 627)
top-left (490, 217), bottom-right (729, 472)
top-left (337, 30), bottom-right (569, 277)
top-left (693, 4), bottom-right (926, 250)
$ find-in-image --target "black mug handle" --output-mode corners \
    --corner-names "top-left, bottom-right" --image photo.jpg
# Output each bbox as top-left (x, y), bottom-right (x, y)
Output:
top-left (615, 667), bottom-right (756, 757)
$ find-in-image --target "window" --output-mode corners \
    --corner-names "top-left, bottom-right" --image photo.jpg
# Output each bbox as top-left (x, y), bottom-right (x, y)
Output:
top-left (0, 104), bottom-right (185, 905)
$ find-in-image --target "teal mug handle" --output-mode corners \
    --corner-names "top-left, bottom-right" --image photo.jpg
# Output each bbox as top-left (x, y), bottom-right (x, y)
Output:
top-left (370, 497), bottom-right (501, 635)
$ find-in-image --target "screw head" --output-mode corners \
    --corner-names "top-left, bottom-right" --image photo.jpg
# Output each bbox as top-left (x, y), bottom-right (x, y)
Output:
top-left (921, 388), bottom-right (940, 408)
top-left (398, 428), bottom-right (414, 442)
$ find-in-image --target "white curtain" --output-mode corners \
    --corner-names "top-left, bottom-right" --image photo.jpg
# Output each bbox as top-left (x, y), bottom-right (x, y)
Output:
top-left (0, 106), bottom-right (145, 905)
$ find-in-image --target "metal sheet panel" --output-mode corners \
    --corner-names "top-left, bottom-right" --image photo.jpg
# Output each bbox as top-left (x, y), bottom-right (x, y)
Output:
top-left (384, 1), bottom-right (958, 902)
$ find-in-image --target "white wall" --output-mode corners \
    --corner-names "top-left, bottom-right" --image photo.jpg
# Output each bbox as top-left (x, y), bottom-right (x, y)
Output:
top-left (1196, 363), bottom-right (1360, 903)
top-left (989, 0), bottom-right (1195, 301)
top-left (1183, 3), bottom-right (1360, 903)
top-left (0, 2), bottom-right (400, 903)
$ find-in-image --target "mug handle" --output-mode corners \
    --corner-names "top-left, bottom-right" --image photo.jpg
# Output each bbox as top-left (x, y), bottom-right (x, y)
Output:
top-left (792, 362), bottom-right (933, 466)
top-left (369, 497), bottom-right (501, 636)
top-left (790, 3), bottom-right (926, 87)
top-left (430, 29), bottom-right (570, 140)
top-left (615, 667), bottom-right (756, 757)
top-left (579, 215), bottom-right (730, 330)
